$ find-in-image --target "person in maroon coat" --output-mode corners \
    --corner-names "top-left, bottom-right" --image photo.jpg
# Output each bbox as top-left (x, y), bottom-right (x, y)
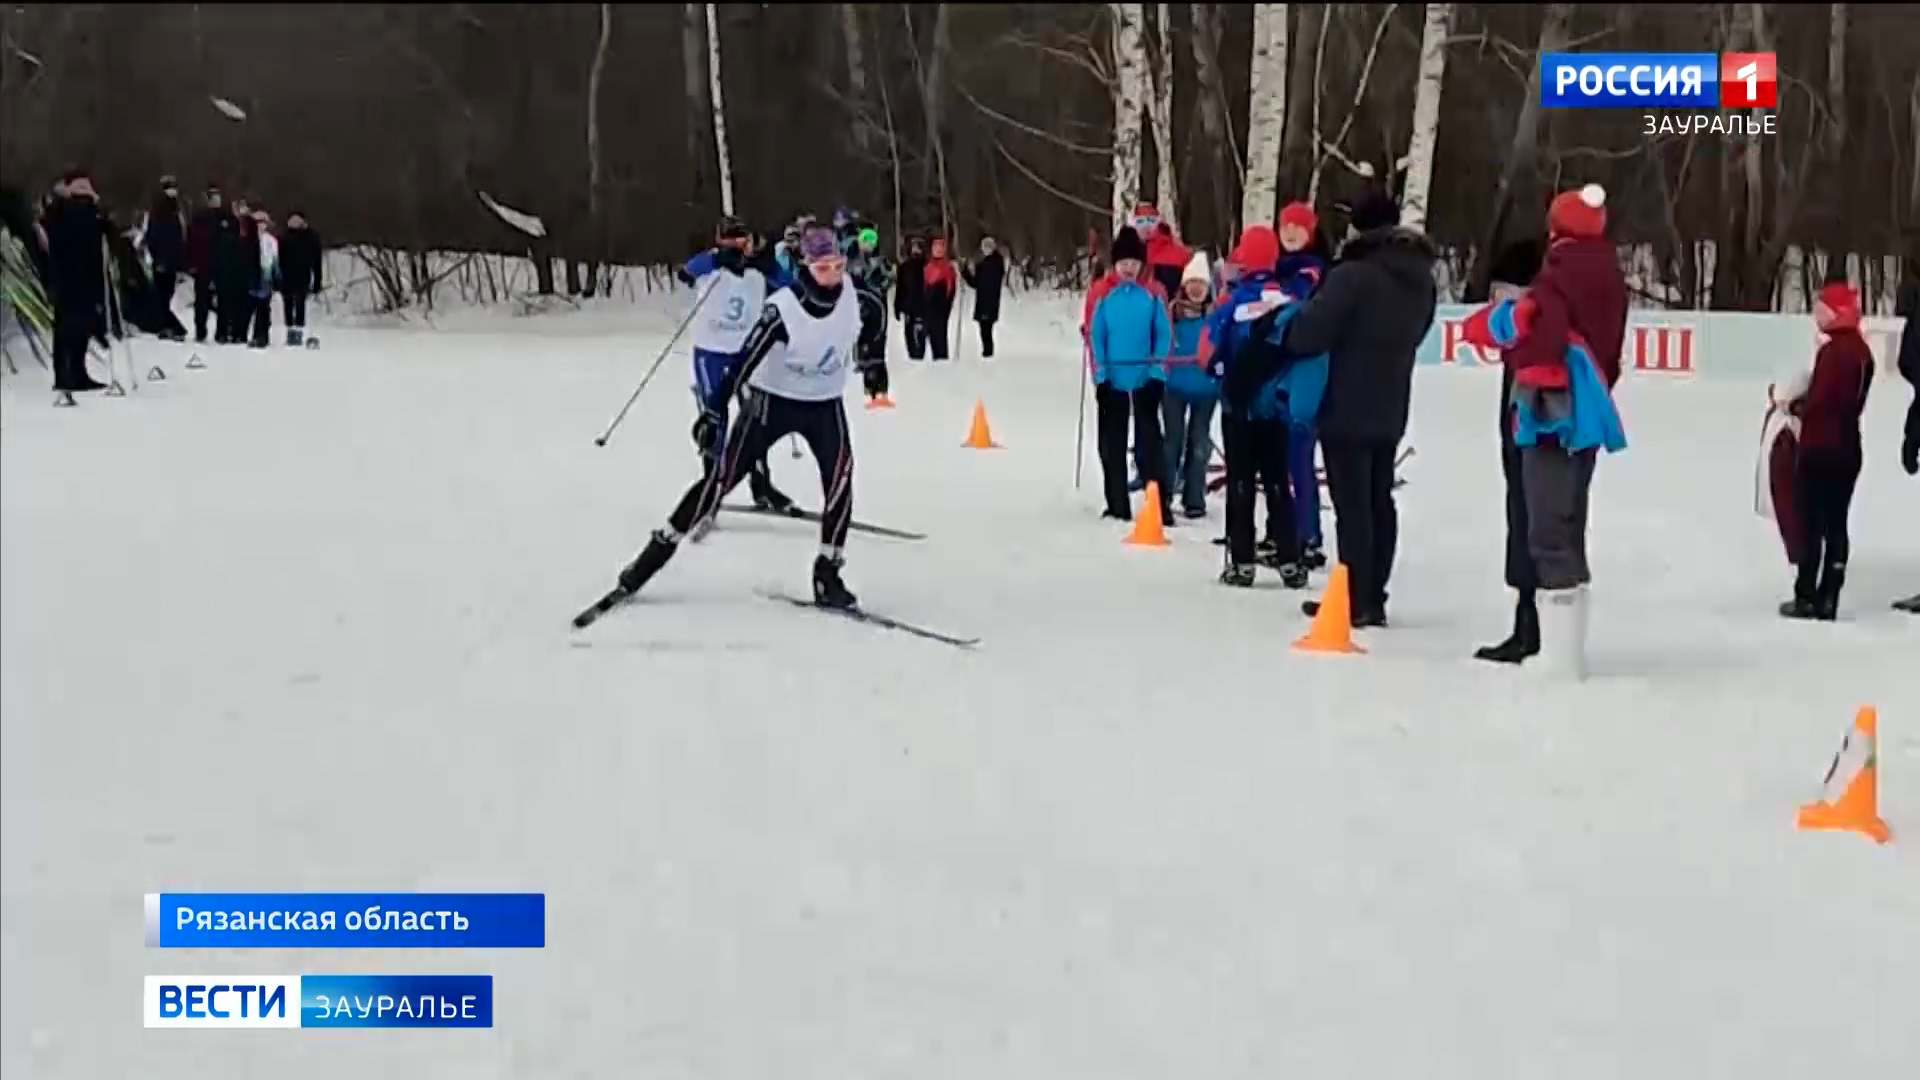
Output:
top-left (1780, 282), bottom-right (1874, 620)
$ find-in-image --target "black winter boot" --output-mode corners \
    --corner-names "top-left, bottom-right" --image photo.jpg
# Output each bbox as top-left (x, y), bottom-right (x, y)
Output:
top-left (1219, 563), bottom-right (1256, 588)
top-left (1276, 562), bottom-right (1310, 590)
top-left (812, 555), bottom-right (857, 609)
top-left (1474, 592), bottom-right (1541, 664)
top-left (1780, 562), bottom-right (1821, 620)
top-left (617, 530), bottom-right (680, 593)
top-left (1814, 562), bottom-right (1846, 621)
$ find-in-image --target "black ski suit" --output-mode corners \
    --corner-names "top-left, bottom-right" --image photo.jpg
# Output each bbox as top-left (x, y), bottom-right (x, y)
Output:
top-left (896, 252), bottom-right (928, 359)
top-left (278, 224), bottom-right (323, 341)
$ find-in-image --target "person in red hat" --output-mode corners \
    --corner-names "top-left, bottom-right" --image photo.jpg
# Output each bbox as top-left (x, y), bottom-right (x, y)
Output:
top-left (1458, 183), bottom-right (1628, 678)
top-left (1776, 281), bottom-right (1875, 620)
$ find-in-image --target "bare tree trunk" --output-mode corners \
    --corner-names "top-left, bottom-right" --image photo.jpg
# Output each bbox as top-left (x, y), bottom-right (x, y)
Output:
top-left (681, 3), bottom-right (711, 212)
top-left (1464, 2), bottom-right (1572, 302)
top-left (1281, 4), bottom-right (1323, 196)
top-left (903, 4), bottom-right (955, 236)
top-left (1398, 4), bottom-right (1449, 231)
top-left (704, 2), bottom-right (735, 216)
top-left (1241, 3), bottom-right (1289, 231)
top-left (1109, 3), bottom-right (1148, 232)
top-left (839, 3), bottom-right (872, 158)
top-left (1307, 4), bottom-right (1395, 207)
top-left (585, 2), bottom-right (611, 293)
top-left (1147, 2), bottom-right (1179, 228)
top-left (1188, 3), bottom-right (1239, 236)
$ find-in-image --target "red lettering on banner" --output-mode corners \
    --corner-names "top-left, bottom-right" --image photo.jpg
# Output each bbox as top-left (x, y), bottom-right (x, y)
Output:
top-left (1631, 325), bottom-right (1693, 373)
top-left (1440, 319), bottom-right (1498, 366)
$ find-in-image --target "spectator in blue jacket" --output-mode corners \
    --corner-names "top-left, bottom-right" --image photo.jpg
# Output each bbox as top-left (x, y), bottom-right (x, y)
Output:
top-left (1163, 252), bottom-right (1219, 519)
top-left (1276, 202), bottom-right (1329, 566)
top-left (1089, 226), bottom-right (1172, 522)
top-left (1208, 224), bottom-right (1310, 589)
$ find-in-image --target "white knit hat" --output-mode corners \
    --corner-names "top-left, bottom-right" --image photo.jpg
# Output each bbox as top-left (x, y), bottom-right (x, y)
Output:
top-left (1182, 251), bottom-right (1211, 286)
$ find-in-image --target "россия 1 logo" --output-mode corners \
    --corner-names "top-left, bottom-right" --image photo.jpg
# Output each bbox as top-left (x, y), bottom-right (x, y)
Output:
top-left (1540, 52), bottom-right (1776, 109)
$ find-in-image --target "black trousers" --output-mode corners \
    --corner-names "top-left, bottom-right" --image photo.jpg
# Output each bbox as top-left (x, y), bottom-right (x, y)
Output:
top-left (153, 268), bottom-right (178, 314)
top-left (1521, 444), bottom-right (1598, 590)
top-left (282, 290), bottom-right (308, 328)
top-left (217, 285), bottom-right (250, 343)
top-left (1499, 440), bottom-right (1536, 595)
top-left (193, 275), bottom-right (216, 341)
top-left (978, 320), bottom-right (996, 358)
top-left (858, 331), bottom-right (888, 396)
top-left (927, 314), bottom-right (951, 360)
top-left (1792, 446), bottom-right (1862, 600)
top-left (1222, 411), bottom-right (1296, 567)
top-left (903, 317), bottom-right (927, 359)
top-left (1321, 438), bottom-right (1401, 616)
top-left (248, 294), bottom-right (272, 346)
top-left (51, 301), bottom-right (96, 391)
top-left (672, 389), bottom-right (853, 552)
top-left (1096, 382), bottom-right (1167, 517)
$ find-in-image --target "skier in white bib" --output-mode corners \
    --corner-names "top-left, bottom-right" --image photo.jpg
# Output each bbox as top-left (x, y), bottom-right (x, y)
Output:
top-left (607, 224), bottom-right (865, 608)
top-left (678, 215), bottom-right (794, 511)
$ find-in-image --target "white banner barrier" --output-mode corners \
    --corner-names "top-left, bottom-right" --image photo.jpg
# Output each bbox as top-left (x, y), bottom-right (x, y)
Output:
top-left (1421, 305), bottom-right (1907, 381)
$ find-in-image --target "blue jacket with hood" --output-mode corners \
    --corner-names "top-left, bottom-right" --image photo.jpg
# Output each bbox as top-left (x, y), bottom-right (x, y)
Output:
top-left (1206, 271), bottom-right (1329, 426)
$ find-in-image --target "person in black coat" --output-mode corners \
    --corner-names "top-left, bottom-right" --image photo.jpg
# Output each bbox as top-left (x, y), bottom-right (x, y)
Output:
top-left (278, 211), bottom-right (323, 346)
top-left (44, 169), bottom-right (109, 397)
top-left (895, 235), bottom-right (929, 360)
top-left (1280, 189), bottom-right (1439, 627)
top-left (960, 235), bottom-right (1006, 358)
top-left (142, 176), bottom-right (187, 338)
top-left (1895, 269), bottom-right (1919, 613)
top-left (1472, 238), bottom-right (1547, 661)
top-left (213, 199), bottom-right (257, 344)
top-left (185, 186), bottom-right (231, 343)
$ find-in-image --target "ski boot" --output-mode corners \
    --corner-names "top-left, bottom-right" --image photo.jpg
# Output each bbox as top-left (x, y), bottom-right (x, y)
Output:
top-left (1276, 562), bottom-right (1310, 590)
top-left (812, 555), bottom-right (857, 610)
top-left (1182, 505), bottom-right (1207, 521)
top-left (617, 530), bottom-right (680, 594)
top-left (1219, 562), bottom-right (1256, 589)
top-left (1299, 542), bottom-right (1327, 571)
top-left (1101, 508), bottom-right (1133, 523)
top-left (1474, 593), bottom-right (1541, 664)
top-left (288, 327), bottom-right (304, 348)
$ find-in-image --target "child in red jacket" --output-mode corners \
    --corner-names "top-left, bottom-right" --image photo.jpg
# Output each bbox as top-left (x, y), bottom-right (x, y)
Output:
top-left (1780, 282), bottom-right (1875, 620)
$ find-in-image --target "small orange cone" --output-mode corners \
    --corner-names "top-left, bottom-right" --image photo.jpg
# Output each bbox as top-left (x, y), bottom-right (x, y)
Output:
top-left (866, 394), bottom-right (897, 410)
top-left (1797, 706), bottom-right (1892, 844)
top-left (1293, 563), bottom-right (1366, 654)
top-left (962, 400), bottom-right (1001, 448)
top-left (1123, 483), bottom-right (1170, 547)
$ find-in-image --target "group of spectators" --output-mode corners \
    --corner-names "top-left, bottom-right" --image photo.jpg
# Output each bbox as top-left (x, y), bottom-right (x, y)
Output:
top-left (2, 168), bottom-right (324, 400)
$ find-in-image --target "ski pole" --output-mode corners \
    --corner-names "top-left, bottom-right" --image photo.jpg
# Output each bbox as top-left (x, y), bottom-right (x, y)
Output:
top-left (1072, 341), bottom-right (1090, 490)
top-left (593, 277), bottom-right (716, 447)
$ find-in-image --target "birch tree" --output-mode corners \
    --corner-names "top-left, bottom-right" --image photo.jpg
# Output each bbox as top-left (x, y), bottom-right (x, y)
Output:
top-left (1398, 4), bottom-right (1450, 231)
top-left (586, 3), bottom-right (611, 261)
top-left (1146, 2), bottom-right (1178, 228)
top-left (1108, 2), bottom-right (1148, 232)
top-left (1187, 3), bottom-right (1241, 235)
top-left (1240, 3), bottom-right (1289, 231)
top-left (703, 2), bottom-right (735, 216)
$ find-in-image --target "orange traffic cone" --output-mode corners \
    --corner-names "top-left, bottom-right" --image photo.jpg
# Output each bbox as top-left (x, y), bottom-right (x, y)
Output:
top-left (866, 394), bottom-right (897, 410)
top-left (1797, 706), bottom-right (1892, 844)
top-left (1293, 563), bottom-right (1366, 655)
top-left (962, 400), bottom-right (1001, 449)
top-left (1123, 483), bottom-right (1170, 547)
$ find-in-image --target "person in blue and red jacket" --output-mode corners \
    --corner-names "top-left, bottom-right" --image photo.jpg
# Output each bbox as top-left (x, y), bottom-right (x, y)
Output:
top-left (1460, 183), bottom-right (1627, 679)
top-left (1088, 225), bottom-right (1172, 522)
top-left (1205, 224), bottom-right (1325, 589)
top-left (1274, 201), bottom-right (1328, 567)
top-left (1777, 281), bottom-right (1874, 620)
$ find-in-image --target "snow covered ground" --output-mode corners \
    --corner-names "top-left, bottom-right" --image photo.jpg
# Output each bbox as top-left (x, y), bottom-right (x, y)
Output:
top-left (3, 292), bottom-right (1917, 1078)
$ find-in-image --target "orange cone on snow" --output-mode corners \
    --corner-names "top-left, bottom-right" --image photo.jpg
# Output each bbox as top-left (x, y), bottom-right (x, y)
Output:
top-left (1797, 706), bottom-right (1892, 844)
top-left (1123, 483), bottom-right (1170, 547)
top-left (1293, 563), bottom-right (1366, 655)
top-left (962, 400), bottom-right (1001, 449)
top-left (866, 394), bottom-right (897, 410)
